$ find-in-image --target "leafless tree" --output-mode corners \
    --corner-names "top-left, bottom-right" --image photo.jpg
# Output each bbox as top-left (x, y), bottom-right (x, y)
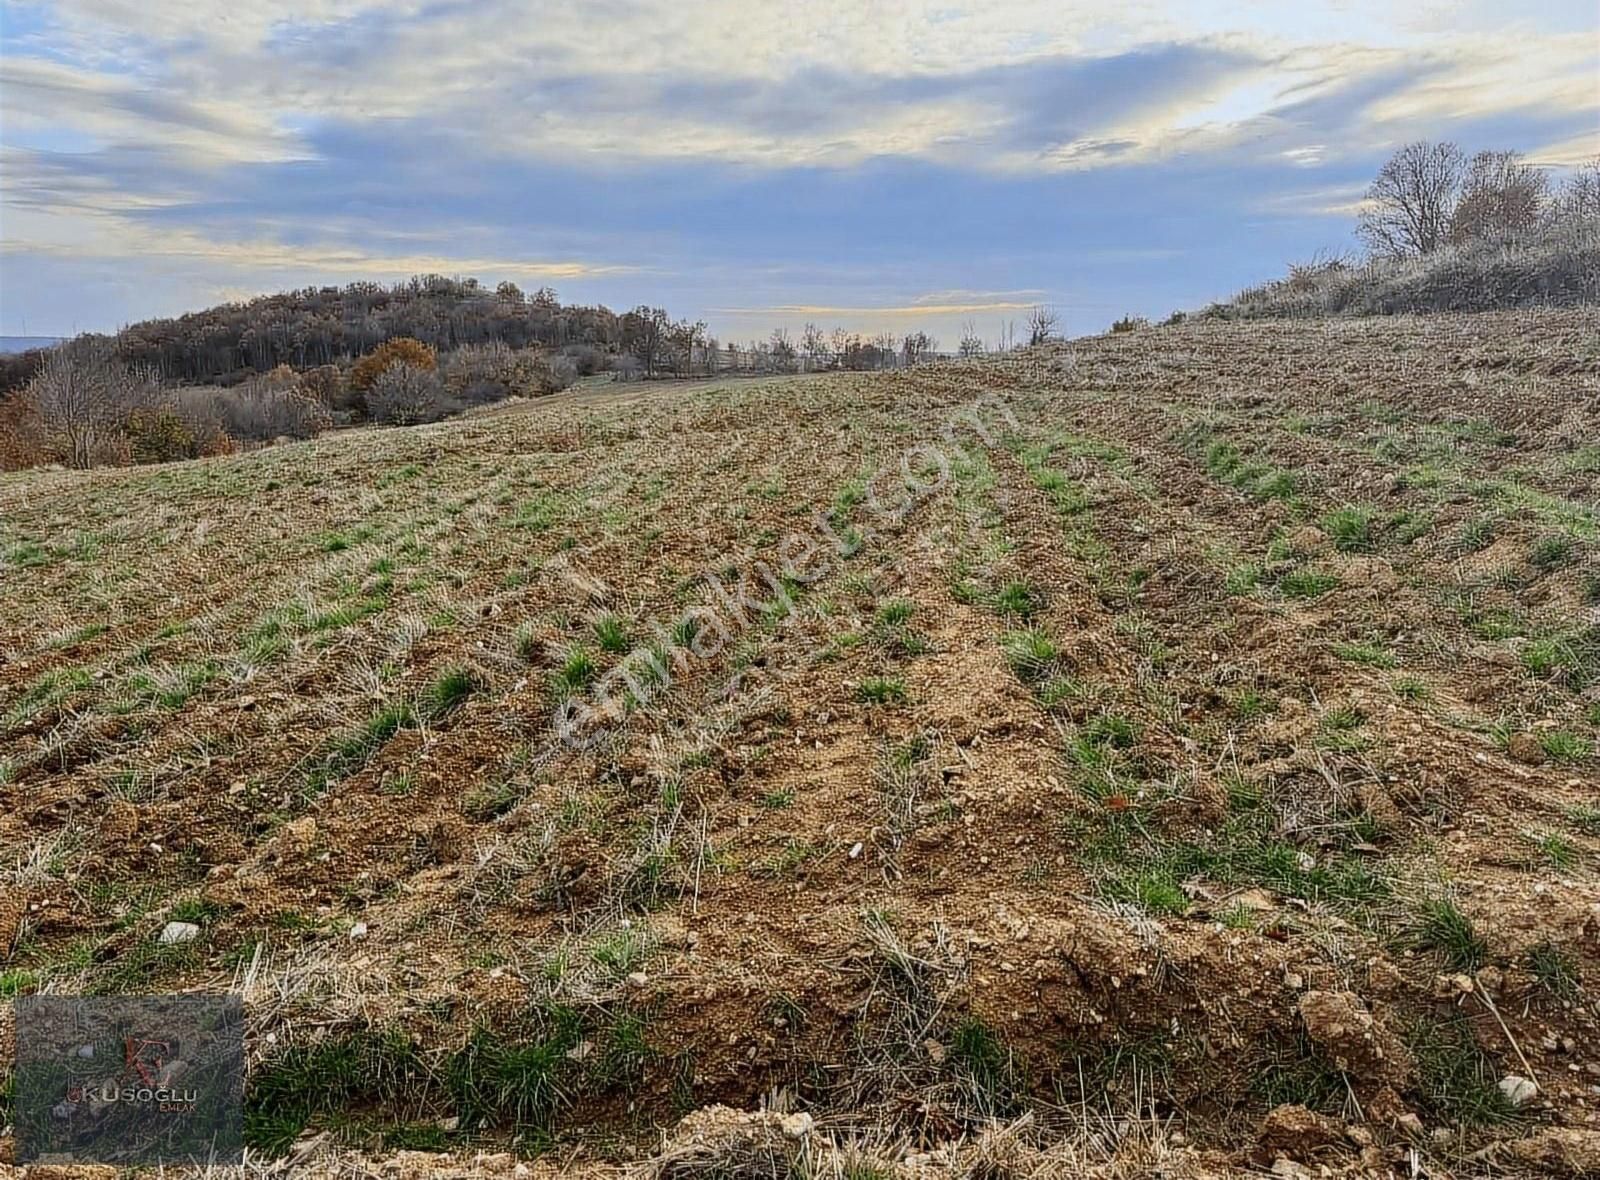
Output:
top-left (1555, 157), bottom-right (1600, 223)
top-left (367, 362), bottom-right (455, 425)
top-left (1449, 150), bottom-right (1548, 244)
top-left (622, 306), bottom-right (671, 377)
top-left (957, 320), bottom-right (984, 358)
top-left (769, 328), bottom-right (797, 371)
top-left (26, 337), bottom-right (153, 468)
top-left (800, 322), bottom-right (828, 370)
top-left (665, 318), bottom-right (706, 377)
top-left (1358, 141), bottom-right (1464, 257)
top-left (1026, 305), bottom-right (1059, 345)
top-left (900, 331), bottom-right (935, 366)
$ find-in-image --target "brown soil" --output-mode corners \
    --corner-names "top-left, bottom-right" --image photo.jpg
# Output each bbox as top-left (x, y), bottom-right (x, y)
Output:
top-left (2, 311), bottom-right (1597, 1177)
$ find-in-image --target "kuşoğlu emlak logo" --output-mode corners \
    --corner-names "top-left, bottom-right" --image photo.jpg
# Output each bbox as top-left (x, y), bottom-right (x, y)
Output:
top-left (13, 994), bottom-right (244, 1164)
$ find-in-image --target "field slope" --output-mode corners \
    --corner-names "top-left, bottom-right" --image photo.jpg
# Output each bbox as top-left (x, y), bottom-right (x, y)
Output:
top-left (3, 312), bottom-right (1598, 1176)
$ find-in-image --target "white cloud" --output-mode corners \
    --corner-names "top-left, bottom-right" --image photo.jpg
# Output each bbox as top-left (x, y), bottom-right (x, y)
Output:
top-left (9, 1), bottom-right (1595, 176)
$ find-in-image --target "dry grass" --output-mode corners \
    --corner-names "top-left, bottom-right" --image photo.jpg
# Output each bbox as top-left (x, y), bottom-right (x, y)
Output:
top-left (3, 316), bottom-right (1598, 1175)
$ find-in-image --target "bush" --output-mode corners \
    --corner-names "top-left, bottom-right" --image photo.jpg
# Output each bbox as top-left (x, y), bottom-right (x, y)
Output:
top-left (439, 343), bottom-right (575, 406)
top-left (222, 375), bottom-right (331, 442)
top-left (168, 376), bottom-right (327, 448)
top-left (350, 337), bottom-right (437, 392)
top-left (368, 363), bottom-right (456, 425)
top-left (126, 409), bottom-right (201, 464)
top-left (1212, 184), bottom-right (1599, 319)
top-left (23, 337), bottom-right (162, 468)
top-left (547, 355), bottom-right (578, 389)
top-left (296, 365), bottom-right (343, 406)
top-left (0, 393), bottom-right (46, 470)
top-left (560, 343), bottom-right (605, 376)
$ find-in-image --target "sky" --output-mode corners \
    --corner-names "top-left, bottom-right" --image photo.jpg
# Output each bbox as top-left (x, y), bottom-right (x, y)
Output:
top-left (1, 1), bottom-right (1596, 344)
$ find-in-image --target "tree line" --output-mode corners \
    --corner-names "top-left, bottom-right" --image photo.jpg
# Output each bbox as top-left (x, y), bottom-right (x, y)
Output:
top-left (1210, 145), bottom-right (1598, 319)
top-left (1358, 143), bottom-right (1596, 257)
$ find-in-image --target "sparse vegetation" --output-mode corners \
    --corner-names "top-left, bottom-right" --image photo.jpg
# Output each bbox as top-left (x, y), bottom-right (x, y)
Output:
top-left (4, 309), bottom-right (1596, 1172)
top-left (1413, 898), bottom-right (1488, 972)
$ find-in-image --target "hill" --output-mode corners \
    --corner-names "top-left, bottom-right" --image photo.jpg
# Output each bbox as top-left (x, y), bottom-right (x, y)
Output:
top-left (2, 312), bottom-right (1598, 1177)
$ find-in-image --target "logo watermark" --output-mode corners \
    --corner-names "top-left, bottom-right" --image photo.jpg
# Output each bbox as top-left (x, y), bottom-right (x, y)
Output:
top-left (13, 994), bottom-right (244, 1165)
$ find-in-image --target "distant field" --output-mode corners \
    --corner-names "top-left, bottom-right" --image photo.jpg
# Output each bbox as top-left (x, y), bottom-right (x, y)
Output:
top-left (2, 312), bottom-right (1598, 1176)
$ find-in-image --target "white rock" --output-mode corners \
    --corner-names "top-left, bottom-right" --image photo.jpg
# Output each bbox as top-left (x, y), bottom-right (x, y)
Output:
top-left (626, 971), bottom-right (649, 988)
top-left (349, 922), bottom-right (369, 940)
top-left (849, 842), bottom-right (864, 859)
top-left (159, 921), bottom-right (201, 944)
top-left (780, 1112), bottom-right (814, 1139)
top-left (1498, 1075), bottom-right (1538, 1107)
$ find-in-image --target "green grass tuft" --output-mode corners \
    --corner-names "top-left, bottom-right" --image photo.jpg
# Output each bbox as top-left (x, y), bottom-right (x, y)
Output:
top-left (1279, 569), bottom-right (1340, 599)
top-left (993, 580), bottom-right (1041, 619)
top-left (1407, 1013), bottom-right (1519, 1128)
top-left (1413, 898), bottom-right (1487, 972)
top-left (1322, 505), bottom-right (1375, 553)
top-left (1001, 627), bottom-right (1059, 683)
top-left (1529, 535), bottom-right (1574, 572)
top-left (422, 667), bottom-right (477, 719)
top-left (593, 614), bottom-right (630, 654)
top-left (553, 646), bottom-right (598, 696)
top-left (1538, 730), bottom-right (1591, 763)
top-left (856, 676), bottom-right (909, 705)
top-left (1527, 941), bottom-right (1581, 1000)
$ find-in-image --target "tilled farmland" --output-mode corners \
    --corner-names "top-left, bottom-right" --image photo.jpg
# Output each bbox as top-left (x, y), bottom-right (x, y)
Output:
top-left (2, 310), bottom-right (1598, 1177)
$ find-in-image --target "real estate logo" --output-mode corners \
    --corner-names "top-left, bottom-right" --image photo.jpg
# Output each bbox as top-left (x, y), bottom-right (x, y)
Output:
top-left (13, 995), bottom-right (244, 1164)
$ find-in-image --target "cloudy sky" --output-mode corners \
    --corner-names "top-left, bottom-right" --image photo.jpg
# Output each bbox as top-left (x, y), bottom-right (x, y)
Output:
top-left (1, 1), bottom-right (1596, 343)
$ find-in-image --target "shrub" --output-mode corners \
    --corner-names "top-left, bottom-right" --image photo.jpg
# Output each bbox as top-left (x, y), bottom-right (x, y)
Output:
top-left (296, 365), bottom-right (343, 406)
top-left (350, 337), bottom-right (437, 393)
top-left (174, 376), bottom-right (329, 445)
top-left (126, 408), bottom-right (200, 464)
top-left (227, 379), bottom-right (330, 442)
top-left (1211, 232), bottom-right (1600, 318)
top-left (0, 393), bottom-right (46, 470)
top-left (560, 343), bottom-right (605, 376)
top-left (439, 344), bottom-right (576, 405)
top-left (368, 363), bottom-right (456, 426)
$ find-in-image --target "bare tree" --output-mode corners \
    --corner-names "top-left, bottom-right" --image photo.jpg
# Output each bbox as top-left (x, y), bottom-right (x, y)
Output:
top-left (368, 362), bottom-right (455, 425)
top-left (900, 331), bottom-right (935, 366)
top-left (1555, 156), bottom-right (1600, 223)
top-left (1026, 305), bottom-right (1059, 346)
top-left (957, 320), bottom-right (984, 358)
top-left (769, 328), bottom-right (797, 371)
top-left (1358, 141), bottom-right (1464, 257)
top-left (622, 306), bottom-right (671, 377)
top-left (1449, 150), bottom-right (1548, 245)
top-left (665, 318), bottom-right (706, 377)
top-left (800, 322), bottom-right (828, 371)
top-left (26, 337), bottom-right (152, 468)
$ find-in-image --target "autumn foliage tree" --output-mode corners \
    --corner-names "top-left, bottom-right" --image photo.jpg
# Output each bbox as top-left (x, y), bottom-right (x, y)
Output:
top-left (1448, 150), bottom-right (1549, 245)
top-left (350, 337), bottom-right (437, 392)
